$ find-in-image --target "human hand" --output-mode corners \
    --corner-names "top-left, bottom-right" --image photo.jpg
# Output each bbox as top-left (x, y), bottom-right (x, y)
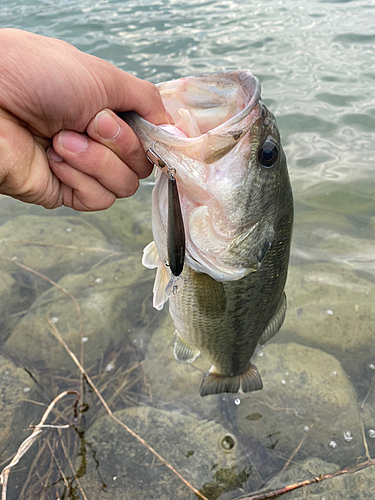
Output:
top-left (0, 29), bottom-right (169, 210)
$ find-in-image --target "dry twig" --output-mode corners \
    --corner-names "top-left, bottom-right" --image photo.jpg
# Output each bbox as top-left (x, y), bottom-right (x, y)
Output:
top-left (237, 458), bottom-right (375, 500)
top-left (0, 390), bottom-right (79, 500)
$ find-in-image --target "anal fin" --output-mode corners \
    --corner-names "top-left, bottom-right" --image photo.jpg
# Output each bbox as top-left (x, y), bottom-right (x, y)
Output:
top-left (199, 364), bottom-right (263, 397)
top-left (259, 292), bottom-right (287, 346)
top-left (174, 332), bottom-right (200, 364)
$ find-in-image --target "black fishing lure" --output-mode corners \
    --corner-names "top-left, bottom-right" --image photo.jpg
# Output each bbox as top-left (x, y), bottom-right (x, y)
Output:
top-left (146, 143), bottom-right (185, 281)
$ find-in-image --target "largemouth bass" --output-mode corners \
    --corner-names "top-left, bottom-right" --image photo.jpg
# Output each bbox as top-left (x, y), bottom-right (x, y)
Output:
top-left (122, 70), bottom-right (293, 397)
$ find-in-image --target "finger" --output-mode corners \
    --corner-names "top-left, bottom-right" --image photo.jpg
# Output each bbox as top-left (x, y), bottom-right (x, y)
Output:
top-left (52, 130), bottom-right (141, 197)
top-left (106, 69), bottom-right (169, 125)
top-left (47, 148), bottom-right (117, 211)
top-left (86, 109), bottom-right (153, 179)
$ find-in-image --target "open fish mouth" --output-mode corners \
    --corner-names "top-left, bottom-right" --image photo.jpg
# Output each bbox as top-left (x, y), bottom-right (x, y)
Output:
top-left (137, 70), bottom-right (263, 165)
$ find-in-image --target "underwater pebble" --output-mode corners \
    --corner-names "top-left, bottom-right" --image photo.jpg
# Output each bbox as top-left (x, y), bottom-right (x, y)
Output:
top-left (23, 386), bottom-right (30, 393)
top-left (281, 379), bottom-right (286, 385)
top-left (10, 256), bottom-right (17, 261)
top-left (368, 363), bottom-right (375, 371)
top-left (329, 440), bottom-right (337, 449)
top-left (332, 371), bottom-right (338, 376)
top-left (82, 337), bottom-right (89, 343)
top-left (94, 278), bottom-right (102, 284)
top-left (343, 430), bottom-right (353, 442)
top-left (66, 227), bottom-right (72, 232)
top-left (105, 362), bottom-right (114, 373)
top-left (304, 426), bottom-right (310, 432)
top-left (327, 310), bottom-right (333, 315)
top-left (50, 317), bottom-right (58, 324)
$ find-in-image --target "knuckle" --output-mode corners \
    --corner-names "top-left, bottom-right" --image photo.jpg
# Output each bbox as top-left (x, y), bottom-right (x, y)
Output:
top-left (118, 174), bottom-right (139, 198)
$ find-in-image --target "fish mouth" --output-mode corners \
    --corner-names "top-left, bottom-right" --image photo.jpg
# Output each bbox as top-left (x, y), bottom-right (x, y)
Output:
top-left (126, 70), bottom-right (262, 164)
top-left (157, 69), bottom-right (261, 138)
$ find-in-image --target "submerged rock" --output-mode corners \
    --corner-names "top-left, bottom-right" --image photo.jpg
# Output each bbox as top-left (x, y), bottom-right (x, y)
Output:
top-left (235, 343), bottom-right (366, 469)
top-left (269, 456), bottom-right (375, 500)
top-left (0, 214), bottom-right (111, 281)
top-left (82, 193), bottom-right (153, 253)
top-left (0, 355), bottom-right (41, 461)
top-left (3, 256), bottom-right (158, 371)
top-left (283, 262), bottom-right (375, 381)
top-left (79, 405), bottom-right (248, 500)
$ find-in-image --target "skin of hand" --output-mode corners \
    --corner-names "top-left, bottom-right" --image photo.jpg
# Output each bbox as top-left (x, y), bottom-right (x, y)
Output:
top-left (0, 28), bottom-right (170, 211)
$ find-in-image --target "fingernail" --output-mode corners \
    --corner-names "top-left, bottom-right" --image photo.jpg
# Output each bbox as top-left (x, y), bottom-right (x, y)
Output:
top-left (95, 110), bottom-right (121, 140)
top-left (59, 131), bottom-right (88, 153)
top-left (47, 147), bottom-right (63, 162)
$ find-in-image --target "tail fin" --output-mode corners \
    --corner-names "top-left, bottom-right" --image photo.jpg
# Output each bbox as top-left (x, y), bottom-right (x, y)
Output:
top-left (199, 364), bottom-right (263, 397)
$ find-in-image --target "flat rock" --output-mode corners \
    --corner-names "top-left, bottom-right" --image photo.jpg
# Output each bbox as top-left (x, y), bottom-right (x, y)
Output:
top-left (235, 343), bottom-right (367, 469)
top-left (283, 262), bottom-right (375, 381)
top-left (0, 214), bottom-right (111, 282)
top-left (82, 192), bottom-right (153, 253)
top-left (3, 256), bottom-right (159, 371)
top-left (0, 355), bottom-right (41, 461)
top-left (79, 405), bottom-right (249, 500)
top-left (269, 456), bottom-right (375, 500)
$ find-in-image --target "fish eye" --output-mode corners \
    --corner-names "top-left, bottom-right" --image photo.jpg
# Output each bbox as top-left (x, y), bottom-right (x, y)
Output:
top-left (258, 139), bottom-right (279, 168)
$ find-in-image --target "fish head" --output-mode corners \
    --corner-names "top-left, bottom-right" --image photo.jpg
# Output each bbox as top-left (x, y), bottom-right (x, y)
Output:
top-left (124, 70), bottom-right (292, 282)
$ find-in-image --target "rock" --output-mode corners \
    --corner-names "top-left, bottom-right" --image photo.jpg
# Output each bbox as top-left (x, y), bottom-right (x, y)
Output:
top-left (79, 405), bottom-right (249, 500)
top-left (282, 262), bottom-right (375, 381)
top-left (0, 214), bottom-right (114, 344)
top-left (235, 343), bottom-right (366, 469)
top-left (269, 456), bottom-right (375, 500)
top-left (0, 269), bottom-right (19, 345)
top-left (3, 256), bottom-right (159, 371)
top-left (0, 355), bottom-right (41, 461)
top-left (82, 192), bottom-right (153, 253)
top-left (0, 214), bottom-right (111, 282)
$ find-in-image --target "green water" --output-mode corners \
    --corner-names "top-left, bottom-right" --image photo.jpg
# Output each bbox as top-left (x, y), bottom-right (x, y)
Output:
top-left (1, 1), bottom-right (375, 499)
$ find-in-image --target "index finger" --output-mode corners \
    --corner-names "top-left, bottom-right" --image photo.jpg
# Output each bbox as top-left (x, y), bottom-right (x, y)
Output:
top-left (106, 69), bottom-right (169, 125)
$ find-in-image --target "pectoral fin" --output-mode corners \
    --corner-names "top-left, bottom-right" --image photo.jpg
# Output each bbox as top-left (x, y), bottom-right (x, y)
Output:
top-left (174, 332), bottom-right (201, 363)
top-left (142, 241), bottom-right (170, 311)
top-left (259, 293), bottom-right (287, 345)
top-left (199, 364), bottom-right (263, 397)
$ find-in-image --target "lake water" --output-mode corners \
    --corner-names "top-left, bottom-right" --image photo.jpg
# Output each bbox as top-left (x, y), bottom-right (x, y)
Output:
top-left (1, 1), bottom-right (375, 499)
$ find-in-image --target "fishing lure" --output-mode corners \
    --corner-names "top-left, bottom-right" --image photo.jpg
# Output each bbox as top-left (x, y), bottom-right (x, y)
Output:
top-left (146, 143), bottom-right (185, 295)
